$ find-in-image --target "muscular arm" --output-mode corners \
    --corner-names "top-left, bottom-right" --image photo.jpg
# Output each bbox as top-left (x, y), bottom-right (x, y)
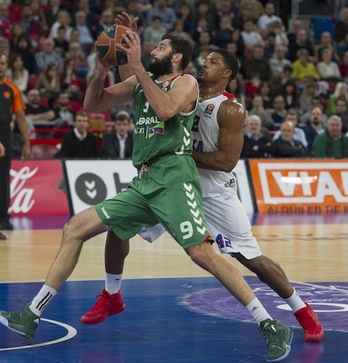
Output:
top-left (193, 100), bottom-right (246, 172)
top-left (15, 110), bottom-right (31, 160)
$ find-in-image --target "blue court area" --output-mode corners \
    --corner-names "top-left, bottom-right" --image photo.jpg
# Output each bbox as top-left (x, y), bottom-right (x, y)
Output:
top-left (0, 277), bottom-right (347, 363)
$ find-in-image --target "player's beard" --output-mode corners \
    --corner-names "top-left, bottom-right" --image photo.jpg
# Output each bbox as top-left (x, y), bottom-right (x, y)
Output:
top-left (148, 53), bottom-right (174, 78)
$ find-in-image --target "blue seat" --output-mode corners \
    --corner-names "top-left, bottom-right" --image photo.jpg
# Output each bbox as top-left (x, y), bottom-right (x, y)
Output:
top-left (312, 16), bottom-right (335, 41)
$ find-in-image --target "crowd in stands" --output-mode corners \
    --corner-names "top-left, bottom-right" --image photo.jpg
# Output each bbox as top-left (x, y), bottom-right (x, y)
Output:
top-left (1, 0), bottom-right (348, 159)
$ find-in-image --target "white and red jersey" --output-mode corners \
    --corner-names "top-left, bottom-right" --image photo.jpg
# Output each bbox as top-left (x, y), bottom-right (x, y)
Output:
top-left (192, 92), bottom-right (236, 198)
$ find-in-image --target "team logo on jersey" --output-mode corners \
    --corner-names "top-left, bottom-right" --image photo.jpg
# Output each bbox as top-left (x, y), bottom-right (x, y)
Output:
top-left (3, 91), bottom-right (11, 99)
top-left (204, 104), bottom-right (215, 115)
top-left (161, 81), bottom-right (169, 92)
top-left (148, 121), bottom-right (165, 138)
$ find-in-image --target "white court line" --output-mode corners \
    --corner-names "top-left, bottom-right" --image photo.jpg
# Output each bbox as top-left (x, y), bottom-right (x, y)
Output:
top-left (0, 318), bottom-right (77, 351)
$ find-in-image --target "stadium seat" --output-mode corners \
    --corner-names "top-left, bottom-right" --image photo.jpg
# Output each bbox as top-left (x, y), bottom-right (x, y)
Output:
top-left (312, 16), bottom-right (335, 41)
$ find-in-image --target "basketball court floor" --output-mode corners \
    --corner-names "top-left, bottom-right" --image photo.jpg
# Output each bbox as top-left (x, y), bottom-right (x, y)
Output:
top-left (0, 213), bottom-right (347, 362)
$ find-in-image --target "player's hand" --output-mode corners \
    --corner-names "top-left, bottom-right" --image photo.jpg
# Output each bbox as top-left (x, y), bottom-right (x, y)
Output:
top-left (21, 141), bottom-right (31, 160)
top-left (117, 31), bottom-right (142, 70)
top-left (116, 12), bottom-right (139, 32)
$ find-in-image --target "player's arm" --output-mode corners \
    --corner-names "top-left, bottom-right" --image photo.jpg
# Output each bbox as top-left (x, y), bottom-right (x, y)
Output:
top-left (83, 59), bottom-right (137, 112)
top-left (0, 142), bottom-right (5, 157)
top-left (119, 32), bottom-right (198, 120)
top-left (193, 100), bottom-right (246, 172)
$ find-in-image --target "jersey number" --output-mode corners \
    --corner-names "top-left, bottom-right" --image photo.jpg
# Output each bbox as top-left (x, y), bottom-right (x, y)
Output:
top-left (143, 101), bottom-right (150, 113)
top-left (180, 221), bottom-right (193, 239)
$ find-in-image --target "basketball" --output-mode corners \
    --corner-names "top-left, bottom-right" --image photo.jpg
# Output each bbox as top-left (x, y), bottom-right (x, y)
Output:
top-left (96, 24), bottom-right (130, 66)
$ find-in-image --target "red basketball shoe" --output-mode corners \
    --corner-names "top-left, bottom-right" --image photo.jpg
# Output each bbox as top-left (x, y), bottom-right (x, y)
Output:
top-left (80, 289), bottom-right (125, 325)
top-left (294, 303), bottom-right (324, 342)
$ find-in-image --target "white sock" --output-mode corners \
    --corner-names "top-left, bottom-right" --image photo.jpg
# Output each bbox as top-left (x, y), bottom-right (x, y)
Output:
top-left (246, 298), bottom-right (272, 326)
top-left (29, 285), bottom-right (57, 317)
top-left (105, 273), bottom-right (122, 295)
top-left (284, 288), bottom-right (306, 312)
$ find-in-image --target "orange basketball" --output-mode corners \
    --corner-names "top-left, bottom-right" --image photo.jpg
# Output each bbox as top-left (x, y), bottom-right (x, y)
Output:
top-left (96, 24), bottom-right (130, 66)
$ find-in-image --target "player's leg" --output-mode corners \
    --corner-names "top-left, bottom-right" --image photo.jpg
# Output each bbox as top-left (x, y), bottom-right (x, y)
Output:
top-left (0, 207), bottom-right (107, 339)
top-left (204, 191), bottom-right (323, 342)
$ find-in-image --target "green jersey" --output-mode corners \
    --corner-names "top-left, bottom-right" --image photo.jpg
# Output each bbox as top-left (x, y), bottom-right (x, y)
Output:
top-left (132, 74), bottom-right (198, 169)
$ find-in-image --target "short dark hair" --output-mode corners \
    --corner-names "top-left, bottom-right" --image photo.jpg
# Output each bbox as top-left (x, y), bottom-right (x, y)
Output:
top-left (211, 48), bottom-right (239, 82)
top-left (162, 33), bottom-right (193, 71)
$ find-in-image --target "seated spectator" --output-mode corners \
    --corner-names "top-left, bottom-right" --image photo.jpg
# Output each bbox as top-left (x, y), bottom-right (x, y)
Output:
top-left (74, 10), bottom-right (94, 55)
top-left (7, 53), bottom-right (29, 94)
top-left (12, 35), bottom-right (38, 75)
top-left (288, 28), bottom-right (315, 62)
top-left (299, 81), bottom-right (318, 114)
top-left (53, 25), bottom-right (70, 59)
top-left (263, 31), bottom-right (276, 60)
top-left (257, 2), bottom-right (284, 31)
top-left (241, 115), bottom-right (272, 158)
top-left (270, 120), bottom-right (310, 157)
top-left (241, 44), bottom-right (272, 81)
top-left (269, 44), bottom-right (292, 79)
top-left (334, 7), bottom-right (348, 47)
top-left (327, 82), bottom-right (348, 116)
top-left (315, 31), bottom-right (340, 63)
top-left (281, 79), bottom-right (300, 111)
top-left (238, 0), bottom-right (264, 24)
top-left (146, 0), bottom-right (177, 31)
top-left (0, 3), bottom-right (11, 40)
top-left (292, 48), bottom-right (320, 85)
top-left (49, 10), bottom-right (73, 41)
top-left (0, 35), bottom-right (9, 57)
top-left (55, 110), bottom-right (100, 158)
top-left (192, 1), bottom-right (216, 40)
top-left (65, 41), bottom-right (89, 85)
top-left (259, 81), bottom-right (273, 111)
top-left (25, 88), bottom-right (55, 130)
top-left (270, 64), bottom-right (295, 96)
top-left (101, 112), bottom-right (134, 159)
top-left (192, 30), bottom-right (215, 60)
top-left (272, 111), bottom-right (308, 147)
top-left (332, 98), bottom-right (348, 133)
top-left (20, 3), bottom-right (44, 49)
top-left (61, 58), bottom-right (82, 101)
top-left (227, 76), bottom-right (246, 107)
top-left (35, 62), bottom-right (61, 108)
top-left (240, 19), bottom-right (264, 51)
top-left (272, 21), bottom-right (289, 48)
top-left (215, 14), bottom-right (234, 48)
top-left (299, 97), bottom-right (328, 126)
top-left (301, 106), bottom-right (326, 151)
top-left (229, 28), bottom-right (245, 60)
top-left (35, 37), bottom-right (64, 73)
top-left (316, 48), bottom-right (342, 82)
top-left (94, 8), bottom-right (114, 38)
top-left (53, 92), bottom-right (76, 128)
top-left (313, 115), bottom-right (348, 158)
top-left (338, 50), bottom-right (348, 81)
top-left (248, 94), bottom-right (275, 131)
top-left (271, 95), bottom-right (287, 127)
top-left (143, 16), bottom-right (167, 52)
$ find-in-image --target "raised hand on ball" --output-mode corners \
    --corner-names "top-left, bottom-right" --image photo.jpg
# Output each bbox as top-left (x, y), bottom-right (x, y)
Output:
top-left (115, 12), bottom-right (139, 32)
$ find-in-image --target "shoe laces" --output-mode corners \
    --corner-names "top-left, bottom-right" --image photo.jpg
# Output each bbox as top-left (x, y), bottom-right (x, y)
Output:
top-left (261, 322), bottom-right (281, 349)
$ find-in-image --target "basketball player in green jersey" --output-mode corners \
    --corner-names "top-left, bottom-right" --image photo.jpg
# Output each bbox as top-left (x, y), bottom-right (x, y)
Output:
top-left (0, 30), bottom-right (292, 361)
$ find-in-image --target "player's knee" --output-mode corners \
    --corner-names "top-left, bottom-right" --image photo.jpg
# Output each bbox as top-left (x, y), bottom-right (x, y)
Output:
top-left (62, 219), bottom-right (83, 245)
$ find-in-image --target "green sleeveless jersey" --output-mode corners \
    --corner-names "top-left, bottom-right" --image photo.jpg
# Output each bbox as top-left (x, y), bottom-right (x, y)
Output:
top-left (132, 74), bottom-right (198, 169)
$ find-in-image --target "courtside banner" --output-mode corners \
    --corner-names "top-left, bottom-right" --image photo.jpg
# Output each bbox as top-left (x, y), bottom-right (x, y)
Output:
top-left (10, 160), bottom-right (69, 216)
top-left (249, 159), bottom-right (348, 214)
top-left (64, 160), bottom-right (137, 214)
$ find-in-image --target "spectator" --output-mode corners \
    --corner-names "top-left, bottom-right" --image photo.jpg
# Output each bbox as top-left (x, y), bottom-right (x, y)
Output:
top-left (327, 82), bottom-right (348, 116)
top-left (192, 30), bottom-right (214, 60)
top-left (101, 112), bottom-right (133, 159)
top-left (288, 29), bottom-right (315, 62)
top-left (229, 28), bottom-right (245, 60)
top-left (215, 0), bottom-right (239, 28)
top-left (192, 0), bottom-right (216, 38)
top-left (175, 3), bottom-right (194, 34)
top-left (55, 110), bottom-right (100, 158)
top-left (25, 88), bottom-right (55, 131)
top-left (74, 10), bottom-right (94, 55)
top-left (332, 98), bottom-right (348, 133)
top-left (225, 41), bottom-right (242, 67)
top-left (61, 58), bottom-right (82, 101)
top-left (338, 50), bottom-right (348, 81)
top-left (126, 0), bottom-right (146, 38)
top-left (271, 95), bottom-right (287, 127)
top-left (241, 114), bottom-right (272, 158)
top-left (292, 48), bottom-right (320, 85)
top-left (171, 18), bottom-right (193, 44)
top-left (146, 0), bottom-right (177, 31)
top-left (270, 64), bottom-right (294, 96)
top-left (0, 35), bottom-right (9, 57)
top-left (30, 0), bottom-right (47, 35)
top-left (12, 35), bottom-right (38, 75)
top-left (214, 14), bottom-right (234, 49)
top-left (238, 0), bottom-right (264, 23)
top-left (315, 31), bottom-right (340, 63)
top-left (302, 106), bottom-right (326, 151)
top-left (287, 19), bottom-right (303, 46)
top-left (35, 37), bottom-right (64, 72)
top-left (73, 0), bottom-right (98, 38)
top-left (334, 7), bottom-right (348, 47)
top-left (270, 120), bottom-right (310, 157)
top-left (241, 45), bottom-right (272, 81)
top-left (272, 111), bottom-right (308, 147)
top-left (49, 10), bottom-right (73, 41)
top-left (269, 44), bottom-right (291, 79)
top-left (45, 0), bottom-right (62, 29)
top-left (248, 94), bottom-right (275, 131)
top-left (19, 3), bottom-right (43, 49)
top-left (0, 3), bottom-right (11, 40)
top-left (94, 8), bottom-right (114, 38)
top-left (240, 19), bottom-right (264, 51)
top-left (281, 79), bottom-right (300, 111)
top-left (65, 41), bottom-right (89, 83)
top-left (299, 81), bottom-right (318, 114)
top-left (313, 115), bottom-right (348, 158)
top-left (9, 22), bottom-right (26, 50)
top-left (227, 76), bottom-right (246, 107)
top-left (263, 31), bottom-right (276, 59)
top-left (7, 53), bottom-right (29, 94)
top-left (271, 21), bottom-right (289, 48)
top-left (316, 48), bottom-right (342, 82)
top-left (53, 25), bottom-right (70, 59)
top-left (53, 91), bottom-right (76, 128)
top-left (257, 1), bottom-right (284, 34)
top-left (35, 62), bottom-right (61, 108)
top-left (259, 81), bottom-right (273, 111)
top-left (299, 97), bottom-right (328, 126)
top-left (143, 16), bottom-right (167, 48)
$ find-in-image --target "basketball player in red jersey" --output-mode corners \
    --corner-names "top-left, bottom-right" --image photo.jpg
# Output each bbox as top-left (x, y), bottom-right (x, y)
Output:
top-left (0, 54), bottom-right (30, 231)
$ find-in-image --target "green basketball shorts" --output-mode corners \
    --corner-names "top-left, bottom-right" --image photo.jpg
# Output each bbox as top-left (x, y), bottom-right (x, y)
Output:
top-left (95, 154), bottom-right (213, 249)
